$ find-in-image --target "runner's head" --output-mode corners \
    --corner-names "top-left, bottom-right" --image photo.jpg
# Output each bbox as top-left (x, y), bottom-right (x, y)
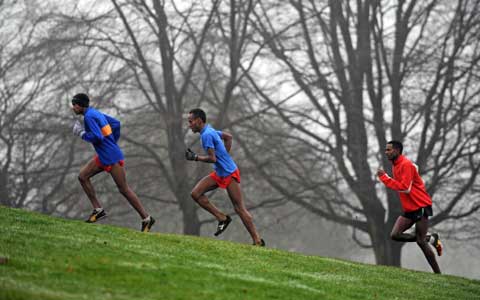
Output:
top-left (188, 108), bottom-right (206, 133)
top-left (385, 140), bottom-right (402, 161)
top-left (71, 93), bottom-right (90, 114)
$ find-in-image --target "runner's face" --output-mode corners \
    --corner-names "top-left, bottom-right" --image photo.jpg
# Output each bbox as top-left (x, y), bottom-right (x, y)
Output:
top-left (188, 113), bottom-right (201, 133)
top-left (385, 143), bottom-right (399, 160)
top-left (71, 103), bottom-right (83, 115)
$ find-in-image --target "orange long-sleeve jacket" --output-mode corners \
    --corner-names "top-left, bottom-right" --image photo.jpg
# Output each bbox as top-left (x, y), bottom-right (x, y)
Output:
top-left (379, 155), bottom-right (432, 212)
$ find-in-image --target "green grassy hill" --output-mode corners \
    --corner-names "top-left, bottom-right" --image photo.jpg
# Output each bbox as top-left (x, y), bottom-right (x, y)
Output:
top-left (0, 206), bottom-right (479, 300)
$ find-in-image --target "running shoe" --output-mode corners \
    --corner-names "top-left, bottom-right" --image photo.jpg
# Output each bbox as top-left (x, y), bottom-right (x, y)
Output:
top-left (85, 209), bottom-right (107, 223)
top-left (141, 216), bottom-right (156, 232)
top-left (431, 233), bottom-right (443, 256)
top-left (214, 215), bottom-right (232, 236)
top-left (253, 239), bottom-right (266, 247)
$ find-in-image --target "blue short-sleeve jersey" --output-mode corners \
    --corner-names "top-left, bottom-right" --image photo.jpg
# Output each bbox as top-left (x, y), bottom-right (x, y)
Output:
top-left (200, 124), bottom-right (237, 177)
top-left (82, 107), bottom-right (124, 165)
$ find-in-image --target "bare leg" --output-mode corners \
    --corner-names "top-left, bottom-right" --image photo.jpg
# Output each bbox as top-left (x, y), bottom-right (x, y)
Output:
top-left (78, 158), bottom-right (104, 209)
top-left (226, 179), bottom-right (261, 245)
top-left (390, 216), bottom-right (416, 242)
top-left (109, 163), bottom-right (148, 219)
top-left (415, 217), bottom-right (441, 273)
top-left (190, 175), bottom-right (227, 221)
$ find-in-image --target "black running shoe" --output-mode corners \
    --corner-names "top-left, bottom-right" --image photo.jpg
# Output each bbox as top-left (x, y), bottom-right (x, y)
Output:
top-left (85, 209), bottom-right (107, 223)
top-left (253, 239), bottom-right (266, 247)
top-left (431, 233), bottom-right (443, 256)
top-left (214, 215), bottom-right (232, 236)
top-left (141, 216), bottom-right (155, 232)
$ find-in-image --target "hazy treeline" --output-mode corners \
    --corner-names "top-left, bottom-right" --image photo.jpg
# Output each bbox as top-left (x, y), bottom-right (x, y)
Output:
top-left (1, 0), bottom-right (480, 269)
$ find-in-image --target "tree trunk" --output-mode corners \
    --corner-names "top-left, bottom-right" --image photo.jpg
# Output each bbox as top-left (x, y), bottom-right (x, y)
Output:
top-left (371, 229), bottom-right (402, 266)
top-left (168, 121), bottom-right (201, 235)
top-left (179, 195), bottom-right (200, 235)
top-left (0, 170), bottom-right (9, 206)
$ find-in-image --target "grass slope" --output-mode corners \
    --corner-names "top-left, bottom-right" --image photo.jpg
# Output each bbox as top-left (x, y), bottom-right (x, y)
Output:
top-left (0, 206), bottom-right (479, 300)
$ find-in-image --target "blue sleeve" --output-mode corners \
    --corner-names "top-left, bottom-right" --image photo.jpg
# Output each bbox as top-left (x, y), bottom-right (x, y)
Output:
top-left (201, 133), bottom-right (215, 151)
top-left (105, 114), bottom-right (121, 142)
top-left (216, 130), bottom-right (223, 138)
top-left (82, 115), bottom-right (104, 144)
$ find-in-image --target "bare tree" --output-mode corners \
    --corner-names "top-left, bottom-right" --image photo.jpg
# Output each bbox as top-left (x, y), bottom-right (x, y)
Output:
top-left (0, 1), bottom-right (83, 213)
top-left (245, 0), bottom-right (480, 266)
top-left (47, 0), bottom-right (272, 234)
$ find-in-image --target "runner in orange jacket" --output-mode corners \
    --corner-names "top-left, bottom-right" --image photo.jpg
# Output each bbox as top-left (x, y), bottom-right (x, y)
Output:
top-left (378, 141), bottom-right (442, 273)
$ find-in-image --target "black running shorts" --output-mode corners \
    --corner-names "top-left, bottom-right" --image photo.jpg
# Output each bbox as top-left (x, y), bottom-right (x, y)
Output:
top-left (403, 206), bottom-right (433, 221)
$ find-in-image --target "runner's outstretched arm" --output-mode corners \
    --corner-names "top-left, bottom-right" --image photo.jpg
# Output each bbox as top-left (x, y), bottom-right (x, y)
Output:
top-left (378, 165), bottom-right (414, 192)
top-left (82, 116), bottom-right (104, 143)
top-left (196, 148), bottom-right (216, 163)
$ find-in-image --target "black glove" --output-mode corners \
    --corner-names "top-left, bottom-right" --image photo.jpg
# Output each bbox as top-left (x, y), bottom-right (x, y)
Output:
top-left (185, 148), bottom-right (198, 161)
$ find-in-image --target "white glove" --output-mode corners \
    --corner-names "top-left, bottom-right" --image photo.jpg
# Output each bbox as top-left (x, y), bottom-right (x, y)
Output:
top-left (72, 120), bottom-right (85, 138)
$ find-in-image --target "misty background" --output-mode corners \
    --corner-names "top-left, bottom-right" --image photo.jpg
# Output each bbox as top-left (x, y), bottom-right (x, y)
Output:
top-left (1, 0), bottom-right (479, 279)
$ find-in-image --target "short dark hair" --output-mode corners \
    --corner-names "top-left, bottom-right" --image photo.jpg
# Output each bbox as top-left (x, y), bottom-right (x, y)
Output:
top-left (189, 108), bottom-right (206, 123)
top-left (71, 93), bottom-right (90, 107)
top-left (387, 140), bottom-right (403, 154)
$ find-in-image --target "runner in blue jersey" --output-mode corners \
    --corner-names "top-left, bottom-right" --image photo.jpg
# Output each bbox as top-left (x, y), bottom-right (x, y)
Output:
top-left (71, 93), bottom-right (155, 232)
top-left (186, 108), bottom-right (264, 246)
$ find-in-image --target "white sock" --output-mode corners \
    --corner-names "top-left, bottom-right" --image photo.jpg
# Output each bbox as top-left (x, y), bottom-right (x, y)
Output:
top-left (95, 207), bottom-right (103, 213)
top-left (142, 216), bottom-right (151, 222)
top-left (406, 227), bottom-right (416, 234)
top-left (426, 233), bottom-right (434, 244)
